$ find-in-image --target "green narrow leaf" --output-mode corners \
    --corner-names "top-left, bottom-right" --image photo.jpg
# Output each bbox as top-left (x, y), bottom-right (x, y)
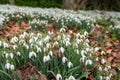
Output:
top-left (0, 70), bottom-right (12, 79)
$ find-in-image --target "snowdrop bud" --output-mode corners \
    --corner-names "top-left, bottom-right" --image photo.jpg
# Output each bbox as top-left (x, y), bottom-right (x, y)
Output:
top-left (68, 61), bottom-right (73, 68)
top-left (10, 64), bottom-right (15, 70)
top-left (94, 47), bottom-right (99, 52)
top-left (101, 51), bottom-right (105, 55)
top-left (101, 59), bottom-right (106, 64)
top-left (43, 55), bottom-right (50, 63)
top-left (59, 47), bottom-right (65, 54)
top-left (16, 52), bottom-right (21, 56)
top-left (56, 74), bottom-right (62, 80)
top-left (5, 63), bottom-right (10, 70)
top-left (62, 57), bottom-right (68, 63)
top-left (68, 75), bottom-right (76, 80)
top-left (10, 53), bottom-right (14, 59)
top-left (29, 51), bottom-right (37, 58)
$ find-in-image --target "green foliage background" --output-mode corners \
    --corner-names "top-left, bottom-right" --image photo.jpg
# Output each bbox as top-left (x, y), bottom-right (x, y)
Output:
top-left (0, 0), bottom-right (120, 11)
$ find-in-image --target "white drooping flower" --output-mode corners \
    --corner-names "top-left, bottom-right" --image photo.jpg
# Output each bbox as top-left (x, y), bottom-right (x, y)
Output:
top-left (29, 51), bottom-right (37, 58)
top-left (10, 64), bottom-right (15, 70)
top-left (37, 47), bottom-right (42, 53)
top-left (65, 41), bottom-right (71, 46)
top-left (68, 75), bottom-right (76, 80)
top-left (10, 53), bottom-right (14, 59)
top-left (94, 47), bottom-right (99, 52)
top-left (68, 61), bottom-right (73, 68)
top-left (76, 49), bottom-right (79, 54)
top-left (10, 36), bottom-right (18, 43)
top-left (85, 59), bottom-right (93, 65)
top-left (62, 56), bottom-right (68, 63)
top-left (44, 35), bottom-right (51, 42)
top-left (3, 42), bottom-right (9, 48)
top-left (101, 51), bottom-right (106, 55)
top-left (24, 44), bottom-right (29, 49)
top-left (48, 31), bottom-right (54, 35)
top-left (106, 76), bottom-right (110, 80)
top-left (59, 47), bottom-right (65, 54)
top-left (38, 40), bottom-right (43, 46)
top-left (0, 41), bottom-right (2, 46)
top-left (53, 41), bottom-right (59, 47)
top-left (16, 51), bottom-right (21, 56)
top-left (60, 28), bottom-right (65, 32)
top-left (12, 45), bottom-right (17, 50)
top-left (95, 57), bottom-right (99, 61)
top-left (56, 73), bottom-right (62, 80)
top-left (84, 31), bottom-right (88, 36)
top-left (48, 50), bottom-right (53, 56)
top-left (5, 63), bottom-right (11, 70)
top-left (80, 56), bottom-right (86, 63)
top-left (43, 55), bottom-right (50, 63)
top-left (57, 35), bottom-right (61, 40)
top-left (5, 53), bottom-right (9, 58)
top-left (98, 66), bottom-right (102, 71)
top-left (100, 76), bottom-right (103, 80)
top-left (46, 43), bottom-right (51, 49)
top-left (101, 59), bottom-right (106, 64)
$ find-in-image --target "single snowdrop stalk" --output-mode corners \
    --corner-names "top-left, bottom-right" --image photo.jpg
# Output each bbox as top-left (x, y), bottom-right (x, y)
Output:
top-left (5, 53), bottom-right (9, 58)
top-left (48, 50), bottom-right (53, 56)
top-left (98, 66), bottom-right (102, 71)
top-left (46, 43), bottom-right (51, 49)
top-left (3, 42), bottom-right (9, 48)
top-left (60, 27), bottom-right (65, 32)
top-left (29, 51), bottom-right (37, 58)
top-left (84, 31), bottom-right (88, 36)
top-left (94, 47), bottom-right (99, 52)
top-left (44, 35), bottom-right (51, 42)
top-left (10, 36), bottom-right (18, 43)
top-left (56, 73), bottom-right (62, 80)
top-left (16, 51), bottom-right (21, 56)
top-left (85, 59), bottom-right (93, 65)
top-left (68, 61), bottom-right (73, 68)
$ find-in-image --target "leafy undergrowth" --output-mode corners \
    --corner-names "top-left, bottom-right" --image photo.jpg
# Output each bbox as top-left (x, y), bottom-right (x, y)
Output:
top-left (0, 5), bottom-right (120, 80)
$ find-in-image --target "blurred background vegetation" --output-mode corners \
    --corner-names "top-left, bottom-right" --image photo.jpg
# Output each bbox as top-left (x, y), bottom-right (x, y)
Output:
top-left (0, 0), bottom-right (120, 11)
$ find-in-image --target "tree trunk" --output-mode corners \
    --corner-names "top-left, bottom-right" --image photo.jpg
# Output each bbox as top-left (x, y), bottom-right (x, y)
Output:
top-left (9, 0), bottom-right (15, 5)
top-left (63, 0), bottom-right (75, 10)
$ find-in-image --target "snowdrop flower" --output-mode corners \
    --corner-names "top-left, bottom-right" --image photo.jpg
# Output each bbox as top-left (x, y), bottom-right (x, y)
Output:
top-left (76, 33), bottom-right (81, 38)
top-left (62, 56), bottom-right (68, 63)
top-left (53, 41), bottom-right (59, 47)
top-left (10, 53), bottom-right (14, 59)
top-left (68, 75), bottom-right (76, 80)
top-left (10, 64), bottom-right (15, 70)
top-left (101, 59), bottom-right (106, 64)
top-left (94, 47), bottom-right (99, 52)
top-left (86, 48), bottom-right (90, 52)
top-left (3, 42), bottom-right (9, 48)
top-left (68, 61), bottom-right (73, 68)
top-left (65, 41), bottom-right (71, 46)
top-left (60, 28), bottom-right (65, 32)
top-left (46, 43), bottom-right (51, 49)
top-left (85, 59), bottom-right (93, 65)
top-left (57, 35), bottom-right (61, 40)
top-left (85, 39), bottom-right (89, 43)
top-left (106, 76), bottom-right (110, 80)
top-left (98, 66), bottom-right (102, 71)
top-left (5, 63), bottom-right (10, 70)
top-left (19, 39), bottom-right (25, 44)
top-left (12, 45), bottom-right (17, 50)
top-left (101, 51), bottom-right (105, 55)
top-left (84, 31), bottom-right (88, 36)
top-left (56, 74), bottom-right (62, 80)
top-left (5, 53), bottom-right (9, 58)
top-left (16, 51), bottom-right (21, 56)
top-left (81, 50), bottom-right (86, 56)
top-left (76, 38), bottom-right (81, 44)
top-left (29, 51), bottom-right (37, 58)
top-left (29, 39), bottom-right (34, 43)
top-left (43, 55), bottom-right (50, 63)
top-left (80, 56), bottom-right (86, 63)
top-left (104, 67), bottom-right (108, 71)
top-left (24, 44), bottom-right (29, 49)
top-left (10, 36), bottom-right (18, 43)
top-left (0, 41), bottom-right (2, 46)
top-left (48, 31), bottom-right (54, 35)
top-left (100, 76), bottom-right (103, 80)
top-left (107, 65), bottom-right (111, 69)
top-left (44, 35), bottom-right (51, 42)
top-left (38, 41), bottom-right (43, 46)
top-left (37, 47), bottom-right (42, 53)
top-left (48, 50), bottom-right (53, 56)
top-left (59, 47), bottom-right (65, 54)
top-left (76, 49), bottom-right (79, 54)
top-left (95, 57), bottom-right (99, 61)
